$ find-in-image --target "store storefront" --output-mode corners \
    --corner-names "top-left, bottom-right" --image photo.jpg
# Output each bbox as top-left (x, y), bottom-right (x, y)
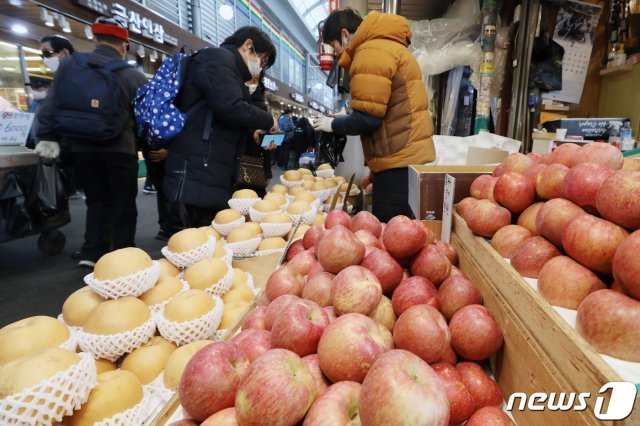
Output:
top-left (261, 73), bottom-right (332, 119)
top-left (0, 0), bottom-right (209, 110)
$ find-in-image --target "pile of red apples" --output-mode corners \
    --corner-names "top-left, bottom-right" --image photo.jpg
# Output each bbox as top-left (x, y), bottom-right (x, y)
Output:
top-left (459, 143), bottom-right (640, 363)
top-left (172, 211), bottom-right (510, 426)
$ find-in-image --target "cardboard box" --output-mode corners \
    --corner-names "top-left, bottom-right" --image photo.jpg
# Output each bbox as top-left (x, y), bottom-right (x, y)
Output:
top-left (542, 117), bottom-right (630, 140)
top-left (408, 165), bottom-right (495, 224)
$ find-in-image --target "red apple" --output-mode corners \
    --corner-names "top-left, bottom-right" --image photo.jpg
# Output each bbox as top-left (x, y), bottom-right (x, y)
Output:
top-left (302, 354), bottom-right (331, 397)
top-left (449, 305), bottom-right (503, 361)
top-left (573, 142), bottom-right (624, 170)
top-left (271, 299), bottom-right (329, 357)
top-left (286, 239), bottom-right (305, 261)
top-left (527, 152), bottom-right (543, 163)
top-left (391, 276), bottom-right (438, 315)
top-left (325, 210), bottom-right (351, 229)
top-left (502, 153), bottom-right (535, 174)
top-left (288, 250), bottom-right (316, 276)
top-left (457, 197), bottom-right (478, 220)
top-left (611, 280), bottom-right (625, 294)
top-left (536, 163), bottom-right (569, 200)
top-left (596, 171), bottom-right (640, 231)
top-left (368, 295), bottom-right (396, 332)
top-left (350, 211), bottom-right (382, 237)
top-left (331, 265), bottom-right (382, 316)
top-left (538, 256), bottom-right (606, 309)
top-left (235, 349), bottom-right (316, 425)
top-left (361, 248), bottom-right (403, 294)
top-left (549, 143), bottom-right (580, 167)
top-left (465, 199), bottom-right (512, 237)
top-left (491, 225), bottom-right (533, 258)
top-left (456, 362), bottom-right (503, 409)
top-left (303, 381), bottom-right (361, 426)
top-left (562, 214), bottom-right (629, 274)
top-left (169, 421), bottom-right (198, 426)
top-left (449, 266), bottom-right (466, 278)
top-left (232, 329), bottom-right (272, 362)
top-left (179, 341), bottom-right (250, 421)
top-left (466, 406), bottom-right (511, 426)
top-left (264, 294), bottom-right (300, 330)
top-left (256, 292), bottom-right (269, 307)
top-left (306, 261), bottom-right (325, 279)
top-left (241, 306), bottom-right (267, 331)
top-left (576, 290), bottom-right (640, 362)
top-left (494, 172), bottom-right (535, 213)
top-left (437, 276), bottom-right (483, 321)
top-left (435, 240), bottom-right (458, 265)
top-left (410, 244), bottom-right (452, 286)
top-left (201, 407), bottom-right (238, 426)
top-left (437, 345), bottom-right (458, 365)
top-left (265, 266), bottom-right (304, 301)
top-left (354, 229), bottom-right (383, 250)
top-left (383, 215), bottom-right (429, 259)
top-left (540, 152), bottom-right (552, 165)
top-left (359, 350), bottom-right (449, 425)
top-left (324, 306), bottom-right (337, 322)
top-left (415, 220), bottom-right (437, 245)
top-left (523, 164), bottom-right (547, 187)
top-left (470, 175), bottom-right (493, 199)
top-left (517, 202), bottom-right (543, 236)
top-left (393, 305), bottom-right (450, 364)
top-left (431, 363), bottom-right (476, 425)
top-left (317, 225), bottom-right (365, 274)
top-left (613, 230), bottom-right (640, 300)
top-left (510, 236), bottom-right (561, 279)
top-left (535, 198), bottom-right (585, 248)
top-left (492, 163), bottom-right (505, 177)
top-left (303, 226), bottom-right (324, 250)
top-left (562, 163), bottom-right (615, 213)
top-left (317, 313), bottom-right (394, 383)
top-left (302, 271), bottom-right (334, 307)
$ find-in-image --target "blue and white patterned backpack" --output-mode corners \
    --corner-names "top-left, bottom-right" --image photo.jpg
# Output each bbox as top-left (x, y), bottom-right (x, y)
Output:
top-left (133, 51), bottom-right (202, 150)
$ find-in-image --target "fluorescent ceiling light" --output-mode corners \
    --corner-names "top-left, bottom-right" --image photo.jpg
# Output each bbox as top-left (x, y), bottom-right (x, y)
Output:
top-left (11, 24), bottom-right (27, 35)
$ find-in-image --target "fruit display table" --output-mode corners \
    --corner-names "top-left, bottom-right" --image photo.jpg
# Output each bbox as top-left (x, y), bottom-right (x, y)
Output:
top-left (452, 211), bottom-right (639, 426)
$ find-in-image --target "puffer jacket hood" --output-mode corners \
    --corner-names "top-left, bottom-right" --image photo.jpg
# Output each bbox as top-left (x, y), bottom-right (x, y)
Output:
top-left (340, 12), bottom-right (412, 70)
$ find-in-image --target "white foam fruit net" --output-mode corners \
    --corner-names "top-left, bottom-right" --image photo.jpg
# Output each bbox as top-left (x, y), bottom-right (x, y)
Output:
top-left (0, 352), bottom-right (97, 426)
top-left (249, 206), bottom-right (281, 224)
top-left (260, 222), bottom-right (293, 237)
top-left (228, 198), bottom-right (260, 215)
top-left (157, 296), bottom-right (223, 346)
top-left (201, 264), bottom-right (233, 298)
top-left (84, 261), bottom-right (160, 300)
top-left (310, 188), bottom-right (333, 202)
top-left (280, 175), bottom-right (304, 189)
top-left (93, 395), bottom-right (150, 426)
top-left (143, 373), bottom-right (175, 406)
top-left (147, 279), bottom-right (191, 315)
top-left (215, 246), bottom-right (234, 267)
top-left (316, 169), bottom-right (335, 179)
top-left (76, 317), bottom-right (157, 362)
top-left (211, 216), bottom-right (245, 236)
top-left (225, 237), bottom-right (262, 256)
top-left (254, 248), bottom-right (286, 257)
top-left (288, 205), bottom-right (318, 225)
top-left (161, 237), bottom-right (216, 269)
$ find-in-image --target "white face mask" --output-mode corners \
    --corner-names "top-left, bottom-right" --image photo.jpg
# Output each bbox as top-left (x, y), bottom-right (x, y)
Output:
top-left (247, 58), bottom-right (262, 78)
top-left (43, 56), bottom-right (59, 72)
top-left (246, 83), bottom-right (258, 95)
top-left (32, 90), bottom-right (47, 100)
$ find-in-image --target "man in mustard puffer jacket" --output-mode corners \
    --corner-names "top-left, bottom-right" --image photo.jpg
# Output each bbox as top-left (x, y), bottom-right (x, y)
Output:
top-left (313, 9), bottom-right (435, 222)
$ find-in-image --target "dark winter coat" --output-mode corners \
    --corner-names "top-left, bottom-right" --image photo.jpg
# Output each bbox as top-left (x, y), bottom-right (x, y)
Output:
top-left (163, 44), bottom-right (274, 210)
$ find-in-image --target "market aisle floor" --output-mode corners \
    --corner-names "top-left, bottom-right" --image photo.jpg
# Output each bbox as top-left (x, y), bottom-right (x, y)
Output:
top-left (0, 179), bottom-right (165, 326)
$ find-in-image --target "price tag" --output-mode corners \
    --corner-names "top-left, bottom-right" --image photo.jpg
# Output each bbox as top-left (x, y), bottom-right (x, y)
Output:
top-left (0, 112), bottom-right (35, 146)
top-left (441, 174), bottom-right (456, 243)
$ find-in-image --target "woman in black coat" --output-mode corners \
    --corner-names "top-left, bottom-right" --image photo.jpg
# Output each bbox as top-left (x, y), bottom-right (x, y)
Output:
top-left (163, 27), bottom-right (278, 227)
top-left (292, 116), bottom-right (316, 167)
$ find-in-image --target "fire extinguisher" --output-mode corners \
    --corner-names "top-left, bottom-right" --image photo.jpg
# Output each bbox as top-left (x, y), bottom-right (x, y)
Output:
top-left (318, 21), bottom-right (335, 72)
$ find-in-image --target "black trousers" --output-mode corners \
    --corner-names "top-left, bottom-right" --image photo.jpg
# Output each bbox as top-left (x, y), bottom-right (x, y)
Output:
top-left (73, 152), bottom-right (138, 260)
top-left (372, 167), bottom-right (412, 223)
top-left (185, 204), bottom-right (218, 228)
top-left (144, 157), bottom-right (185, 235)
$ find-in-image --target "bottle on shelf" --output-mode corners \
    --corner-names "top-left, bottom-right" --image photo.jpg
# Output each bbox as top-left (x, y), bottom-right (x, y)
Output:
top-left (607, 44), bottom-right (617, 67)
top-left (608, 121), bottom-right (623, 149)
top-left (614, 43), bottom-right (627, 66)
top-left (620, 122), bottom-right (635, 151)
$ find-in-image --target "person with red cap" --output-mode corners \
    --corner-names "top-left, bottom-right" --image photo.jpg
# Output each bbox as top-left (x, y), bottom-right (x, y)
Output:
top-left (36, 17), bottom-right (148, 267)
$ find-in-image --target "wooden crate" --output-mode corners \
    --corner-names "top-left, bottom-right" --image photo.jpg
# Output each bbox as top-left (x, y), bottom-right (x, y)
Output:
top-left (149, 254), bottom-right (281, 425)
top-left (452, 212), bottom-right (638, 426)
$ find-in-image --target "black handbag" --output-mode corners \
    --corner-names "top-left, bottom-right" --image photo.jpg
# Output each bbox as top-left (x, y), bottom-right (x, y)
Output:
top-left (238, 154), bottom-right (269, 188)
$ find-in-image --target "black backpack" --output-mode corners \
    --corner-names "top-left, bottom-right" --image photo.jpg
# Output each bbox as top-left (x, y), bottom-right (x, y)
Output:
top-left (53, 52), bottom-right (132, 143)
